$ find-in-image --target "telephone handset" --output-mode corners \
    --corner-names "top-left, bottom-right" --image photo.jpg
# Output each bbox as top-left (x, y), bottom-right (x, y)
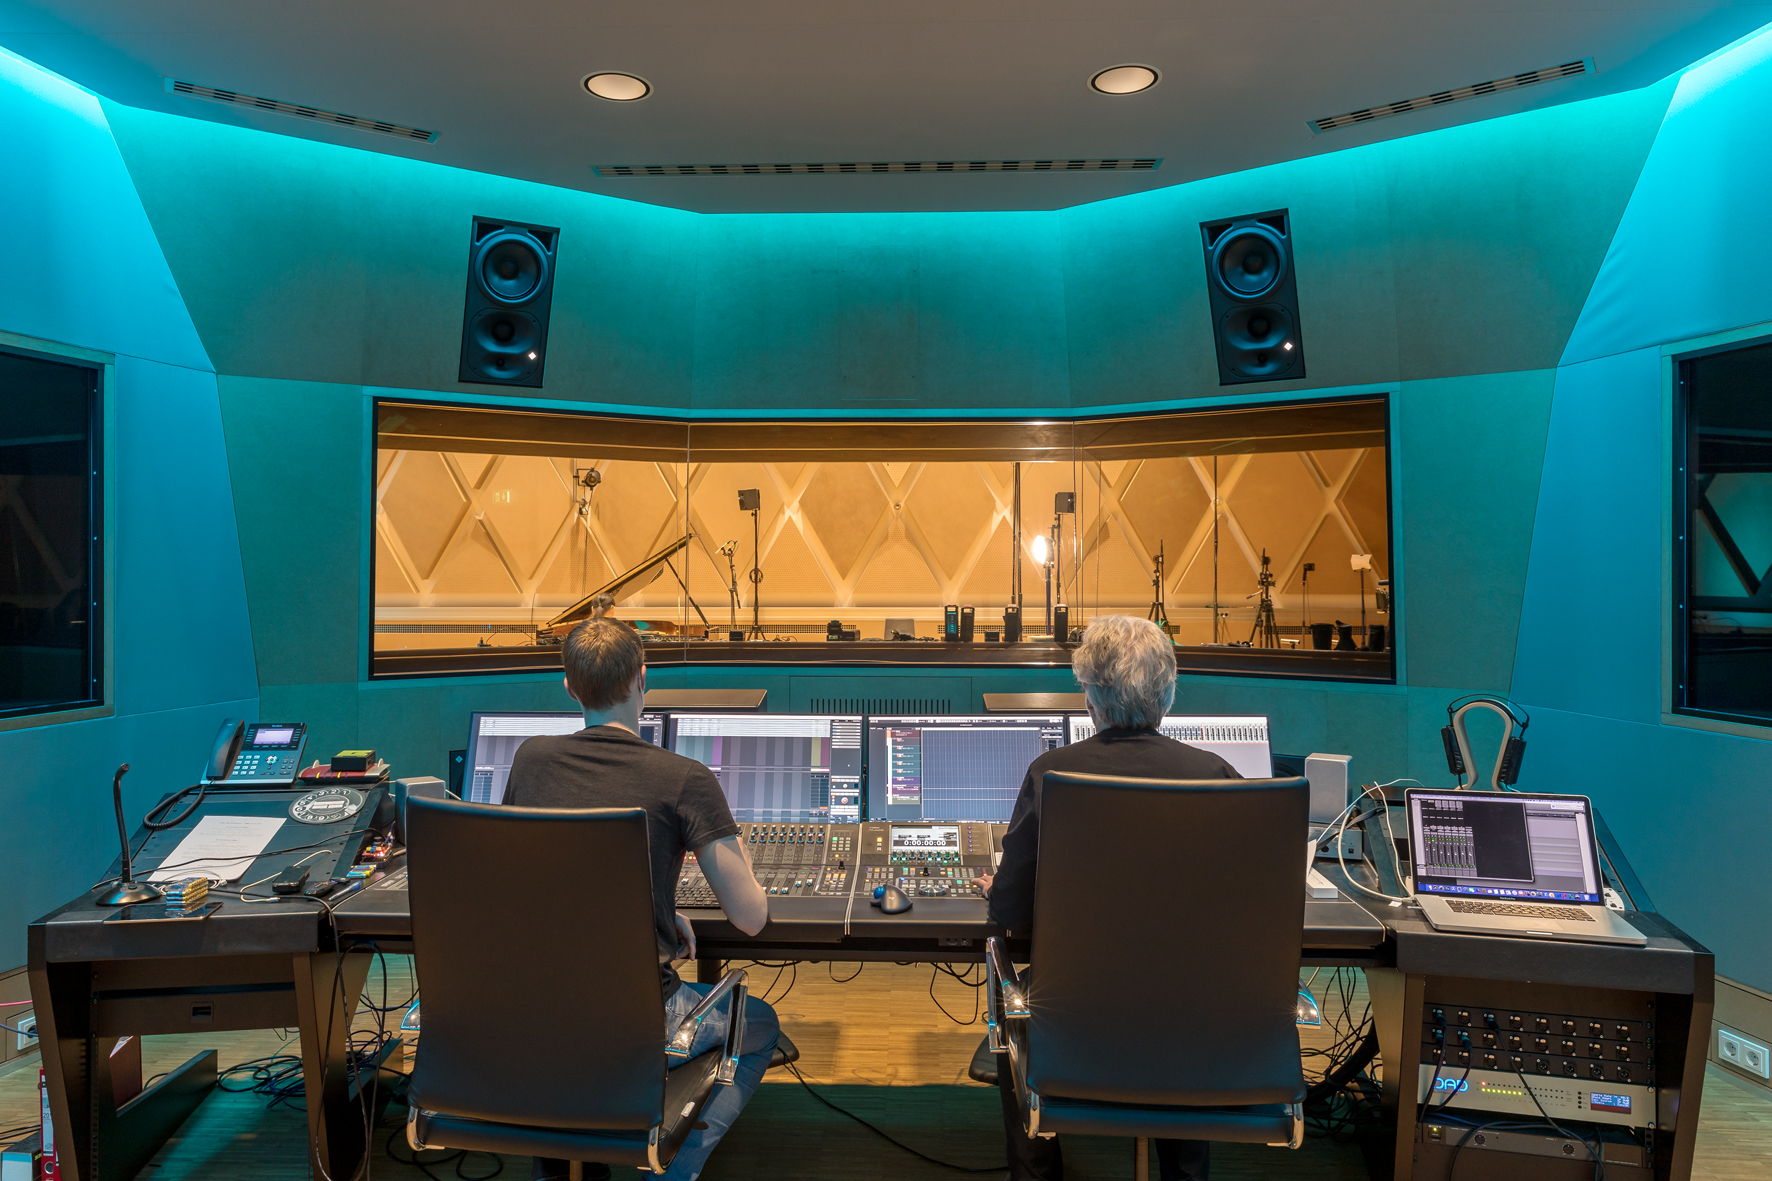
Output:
top-left (204, 720), bottom-right (309, 785)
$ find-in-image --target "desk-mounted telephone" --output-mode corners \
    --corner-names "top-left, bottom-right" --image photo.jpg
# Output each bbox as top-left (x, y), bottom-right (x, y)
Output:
top-left (205, 720), bottom-right (309, 786)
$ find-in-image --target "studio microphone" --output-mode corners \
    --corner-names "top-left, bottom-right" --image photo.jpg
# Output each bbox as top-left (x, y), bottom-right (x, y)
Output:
top-left (98, 763), bottom-right (164, 907)
top-left (718, 540), bottom-right (737, 557)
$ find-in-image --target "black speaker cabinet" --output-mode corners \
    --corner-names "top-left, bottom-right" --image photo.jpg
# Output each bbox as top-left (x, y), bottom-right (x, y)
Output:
top-left (459, 216), bottom-right (559, 388)
top-left (1200, 209), bottom-right (1304, 385)
top-left (959, 604), bottom-right (976, 641)
top-left (1053, 603), bottom-right (1069, 643)
top-left (1003, 604), bottom-right (1022, 643)
top-left (944, 604), bottom-right (960, 641)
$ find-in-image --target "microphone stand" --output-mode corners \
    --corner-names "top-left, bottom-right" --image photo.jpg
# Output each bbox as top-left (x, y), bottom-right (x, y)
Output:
top-left (722, 545), bottom-right (740, 632)
top-left (98, 764), bottom-right (163, 906)
top-left (747, 506), bottom-right (765, 640)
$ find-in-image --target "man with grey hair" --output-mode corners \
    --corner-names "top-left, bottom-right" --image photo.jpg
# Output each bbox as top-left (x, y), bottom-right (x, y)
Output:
top-left (977, 615), bottom-right (1238, 1181)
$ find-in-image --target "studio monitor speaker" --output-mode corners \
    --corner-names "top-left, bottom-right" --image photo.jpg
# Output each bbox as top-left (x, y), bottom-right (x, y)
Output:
top-left (1200, 209), bottom-right (1305, 385)
top-left (459, 216), bottom-right (559, 388)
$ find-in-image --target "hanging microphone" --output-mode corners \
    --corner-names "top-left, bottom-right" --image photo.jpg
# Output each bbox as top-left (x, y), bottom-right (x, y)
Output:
top-left (97, 763), bottom-right (164, 907)
top-left (718, 540), bottom-right (737, 556)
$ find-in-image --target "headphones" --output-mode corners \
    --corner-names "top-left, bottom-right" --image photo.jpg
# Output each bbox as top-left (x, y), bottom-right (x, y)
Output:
top-left (1440, 694), bottom-right (1529, 791)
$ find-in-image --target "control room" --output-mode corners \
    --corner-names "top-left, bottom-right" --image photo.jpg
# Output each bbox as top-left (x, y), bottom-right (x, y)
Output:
top-left (1, 4), bottom-right (1770, 1181)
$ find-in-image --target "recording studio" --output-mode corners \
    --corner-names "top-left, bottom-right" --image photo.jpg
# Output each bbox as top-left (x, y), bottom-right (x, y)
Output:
top-left (2, 5), bottom-right (1771, 1181)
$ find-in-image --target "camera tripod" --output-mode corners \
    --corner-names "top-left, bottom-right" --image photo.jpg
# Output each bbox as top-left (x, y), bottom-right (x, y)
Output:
top-left (1247, 548), bottom-right (1280, 648)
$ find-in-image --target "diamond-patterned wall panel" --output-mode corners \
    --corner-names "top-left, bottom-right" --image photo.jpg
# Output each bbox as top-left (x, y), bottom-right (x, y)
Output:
top-left (856, 536), bottom-right (944, 607)
top-left (1228, 452), bottom-right (1325, 571)
top-left (903, 468), bottom-right (998, 586)
top-left (801, 465), bottom-right (890, 577)
top-left (1339, 450), bottom-right (1390, 576)
top-left (374, 532), bottom-right (415, 598)
top-left (479, 455), bottom-right (572, 583)
top-left (428, 522), bottom-right (521, 600)
top-left (381, 451), bottom-right (465, 579)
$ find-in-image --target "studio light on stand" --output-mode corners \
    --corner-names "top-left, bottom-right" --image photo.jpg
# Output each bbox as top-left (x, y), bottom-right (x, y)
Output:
top-left (1350, 553), bottom-right (1373, 646)
top-left (739, 489), bottom-right (763, 640)
top-left (1031, 533), bottom-right (1052, 637)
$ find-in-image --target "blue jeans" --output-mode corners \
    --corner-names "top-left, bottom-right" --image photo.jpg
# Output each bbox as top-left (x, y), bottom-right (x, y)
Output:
top-left (531, 980), bottom-right (779, 1181)
top-left (659, 980), bottom-right (780, 1179)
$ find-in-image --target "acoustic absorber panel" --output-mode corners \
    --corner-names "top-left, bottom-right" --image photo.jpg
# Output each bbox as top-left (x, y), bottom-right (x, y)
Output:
top-left (1200, 209), bottom-right (1304, 385)
top-left (458, 216), bottom-right (559, 388)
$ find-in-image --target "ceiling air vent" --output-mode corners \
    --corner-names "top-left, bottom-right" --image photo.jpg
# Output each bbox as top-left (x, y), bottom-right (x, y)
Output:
top-left (164, 78), bottom-right (437, 143)
top-left (594, 158), bottom-right (1159, 178)
top-left (1309, 59), bottom-right (1591, 134)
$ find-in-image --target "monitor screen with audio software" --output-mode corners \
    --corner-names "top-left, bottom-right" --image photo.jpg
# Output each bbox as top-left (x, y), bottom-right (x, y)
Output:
top-left (667, 713), bottom-right (864, 823)
top-left (464, 711), bottom-right (666, 805)
top-left (1065, 715), bottom-right (1273, 778)
top-left (866, 715), bottom-right (1067, 822)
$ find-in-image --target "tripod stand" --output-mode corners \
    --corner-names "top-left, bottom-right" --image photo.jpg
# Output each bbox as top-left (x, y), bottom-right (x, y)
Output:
top-left (1147, 542), bottom-right (1167, 626)
top-left (1247, 549), bottom-right (1280, 648)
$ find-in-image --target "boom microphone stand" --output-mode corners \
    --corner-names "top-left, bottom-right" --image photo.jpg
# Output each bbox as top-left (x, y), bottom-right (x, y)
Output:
top-left (741, 489), bottom-right (764, 640)
top-left (719, 540), bottom-right (740, 633)
top-left (1147, 541), bottom-right (1167, 626)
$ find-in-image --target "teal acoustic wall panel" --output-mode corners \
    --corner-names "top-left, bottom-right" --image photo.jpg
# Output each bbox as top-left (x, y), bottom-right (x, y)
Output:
top-left (692, 212), bottom-right (1069, 411)
top-left (1519, 27), bottom-right (1772, 990)
top-left (104, 102), bottom-right (703, 407)
top-left (1395, 370), bottom-right (1556, 694)
top-left (0, 49), bottom-right (255, 969)
top-left (1564, 29), bottom-right (1772, 366)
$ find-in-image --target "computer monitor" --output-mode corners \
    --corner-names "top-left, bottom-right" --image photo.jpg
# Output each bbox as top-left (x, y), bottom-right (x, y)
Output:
top-left (463, 711), bottom-right (665, 805)
top-left (1065, 714), bottom-right (1273, 778)
top-left (866, 715), bottom-right (1067, 822)
top-left (667, 713), bottom-right (863, 822)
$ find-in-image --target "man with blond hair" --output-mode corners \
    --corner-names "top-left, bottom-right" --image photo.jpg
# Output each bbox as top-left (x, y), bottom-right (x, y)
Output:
top-left (506, 618), bottom-right (777, 1181)
top-left (978, 615), bottom-right (1238, 1181)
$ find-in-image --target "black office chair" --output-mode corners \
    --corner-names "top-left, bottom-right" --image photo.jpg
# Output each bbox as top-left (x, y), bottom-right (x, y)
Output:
top-left (401, 795), bottom-right (754, 1178)
top-left (986, 772), bottom-right (1311, 1177)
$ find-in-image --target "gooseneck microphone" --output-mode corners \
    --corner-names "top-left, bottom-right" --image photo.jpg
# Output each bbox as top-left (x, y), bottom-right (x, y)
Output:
top-left (97, 763), bottom-right (164, 907)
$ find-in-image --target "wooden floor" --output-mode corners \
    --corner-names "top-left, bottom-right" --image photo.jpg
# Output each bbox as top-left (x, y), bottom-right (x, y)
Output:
top-left (2, 959), bottom-right (1768, 1180)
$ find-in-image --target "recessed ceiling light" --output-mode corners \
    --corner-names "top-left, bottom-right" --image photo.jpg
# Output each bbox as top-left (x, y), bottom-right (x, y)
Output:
top-left (583, 72), bottom-right (650, 102)
top-left (1091, 65), bottom-right (1158, 95)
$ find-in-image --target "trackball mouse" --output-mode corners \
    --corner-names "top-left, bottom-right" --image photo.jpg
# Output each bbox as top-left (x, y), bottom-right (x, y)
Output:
top-left (872, 884), bottom-right (913, 914)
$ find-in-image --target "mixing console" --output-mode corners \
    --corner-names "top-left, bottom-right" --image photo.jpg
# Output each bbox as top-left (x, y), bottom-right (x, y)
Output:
top-left (673, 819), bottom-right (1007, 906)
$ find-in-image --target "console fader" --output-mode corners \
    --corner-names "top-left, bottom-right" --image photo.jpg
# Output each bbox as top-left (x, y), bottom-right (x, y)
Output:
top-left (676, 821), bottom-right (858, 906)
top-left (857, 821), bottom-right (1007, 899)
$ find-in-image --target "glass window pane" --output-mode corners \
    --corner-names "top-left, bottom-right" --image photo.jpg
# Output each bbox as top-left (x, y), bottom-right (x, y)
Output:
top-left (1678, 342), bottom-right (1772, 725)
top-left (0, 349), bottom-right (100, 717)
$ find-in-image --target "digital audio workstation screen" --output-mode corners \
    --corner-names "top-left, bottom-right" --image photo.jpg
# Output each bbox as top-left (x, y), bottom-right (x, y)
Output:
top-left (866, 715), bottom-right (1065, 822)
top-left (1409, 792), bottom-right (1601, 904)
top-left (1066, 715), bottom-right (1273, 778)
top-left (668, 714), bottom-right (863, 823)
top-left (465, 711), bottom-right (665, 805)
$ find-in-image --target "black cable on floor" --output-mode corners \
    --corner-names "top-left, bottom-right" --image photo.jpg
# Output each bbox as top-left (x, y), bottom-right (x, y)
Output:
top-left (783, 1062), bottom-right (1005, 1174)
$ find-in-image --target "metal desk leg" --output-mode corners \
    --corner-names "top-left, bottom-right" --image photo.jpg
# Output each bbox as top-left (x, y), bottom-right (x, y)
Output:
top-left (294, 951), bottom-right (373, 1181)
top-left (695, 956), bottom-right (723, 985)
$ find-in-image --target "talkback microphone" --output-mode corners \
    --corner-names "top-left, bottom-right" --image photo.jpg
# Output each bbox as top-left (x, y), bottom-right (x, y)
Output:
top-left (98, 763), bottom-right (163, 907)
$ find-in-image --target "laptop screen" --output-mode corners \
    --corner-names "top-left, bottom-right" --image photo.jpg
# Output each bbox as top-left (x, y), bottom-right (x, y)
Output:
top-left (1066, 714), bottom-right (1272, 778)
top-left (1407, 790), bottom-right (1603, 905)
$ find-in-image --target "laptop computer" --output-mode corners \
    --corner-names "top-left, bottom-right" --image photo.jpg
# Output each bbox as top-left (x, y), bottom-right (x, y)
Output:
top-left (1405, 789), bottom-right (1646, 946)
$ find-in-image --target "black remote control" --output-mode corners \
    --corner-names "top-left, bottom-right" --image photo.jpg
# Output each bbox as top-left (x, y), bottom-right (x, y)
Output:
top-left (271, 864), bottom-right (313, 895)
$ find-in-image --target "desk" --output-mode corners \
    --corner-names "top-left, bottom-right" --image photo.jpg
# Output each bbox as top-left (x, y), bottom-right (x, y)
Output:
top-left (32, 860), bottom-right (1712, 1181)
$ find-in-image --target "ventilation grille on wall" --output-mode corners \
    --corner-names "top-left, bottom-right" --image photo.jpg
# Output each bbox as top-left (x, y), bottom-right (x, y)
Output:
top-left (164, 78), bottom-right (438, 142)
top-left (595, 158), bottom-right (1159, 178)
top-left (1309, 59), bottom-right (1591, 133)
top-left (808, 697), bottom-right (959, 715)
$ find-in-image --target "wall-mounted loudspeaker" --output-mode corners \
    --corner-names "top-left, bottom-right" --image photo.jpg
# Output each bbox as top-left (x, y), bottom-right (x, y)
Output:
top-left (459, 216), bottom-right (560, 388)
top-left (1200, 209), bottom-right (1304, 385)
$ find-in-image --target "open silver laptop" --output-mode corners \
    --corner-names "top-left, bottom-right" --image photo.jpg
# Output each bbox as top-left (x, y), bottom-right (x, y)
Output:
top-left (1405, 789), bottom-right (1646, 946)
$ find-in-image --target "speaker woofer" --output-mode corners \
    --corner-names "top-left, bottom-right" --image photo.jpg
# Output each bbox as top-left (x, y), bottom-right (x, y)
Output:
top-left (1222, 304), bottom-right (1295, 350)
top-left (472, 228), bottom-right (549, 304)
top-left (1210, 223), bottom-right (1287, 299)
top-left (465, 308), bottom-right (542, 381)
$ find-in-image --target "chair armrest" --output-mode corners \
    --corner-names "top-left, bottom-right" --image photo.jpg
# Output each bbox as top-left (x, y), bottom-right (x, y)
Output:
top-left (717, 980), bottom-right (749, 1085)
top-left (667, 969), bottom-right (748, 1060)
top-left (985, 936), bottom-right (1029, 1052)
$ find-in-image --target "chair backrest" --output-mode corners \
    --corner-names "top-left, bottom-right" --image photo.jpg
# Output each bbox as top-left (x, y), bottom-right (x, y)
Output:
top-left (405, 795), bottom-right (667, 1130)
top-left (1027, 772), bottom-right (1309, 1107)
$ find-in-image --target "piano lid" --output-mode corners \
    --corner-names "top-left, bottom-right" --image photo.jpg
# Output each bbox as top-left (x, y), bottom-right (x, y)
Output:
top-left (541, 533), bottom-right (692, 636)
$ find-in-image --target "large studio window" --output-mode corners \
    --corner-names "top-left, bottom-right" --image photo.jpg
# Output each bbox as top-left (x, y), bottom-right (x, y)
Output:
top-left (0, 348), bottom-right (102, 718)
top-left (1676, 341), bottom-right (1772, 726)
top-left (370, 397), bottom-right (1394, 681)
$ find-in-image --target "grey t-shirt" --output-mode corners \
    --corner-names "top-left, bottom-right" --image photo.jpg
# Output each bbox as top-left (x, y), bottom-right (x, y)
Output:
top-left (506, 724), bottom-right (739, 996)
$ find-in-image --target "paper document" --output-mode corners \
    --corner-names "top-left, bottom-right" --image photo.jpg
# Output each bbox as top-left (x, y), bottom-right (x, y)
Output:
top-left (148, 814), bottom-right (286, 883)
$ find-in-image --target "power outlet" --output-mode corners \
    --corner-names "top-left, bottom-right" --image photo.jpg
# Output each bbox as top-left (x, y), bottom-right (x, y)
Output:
top-left (1717, 1028), bottom-right (1771, 1079)
top-left (11, 1013), bottom-right (36, 1052)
